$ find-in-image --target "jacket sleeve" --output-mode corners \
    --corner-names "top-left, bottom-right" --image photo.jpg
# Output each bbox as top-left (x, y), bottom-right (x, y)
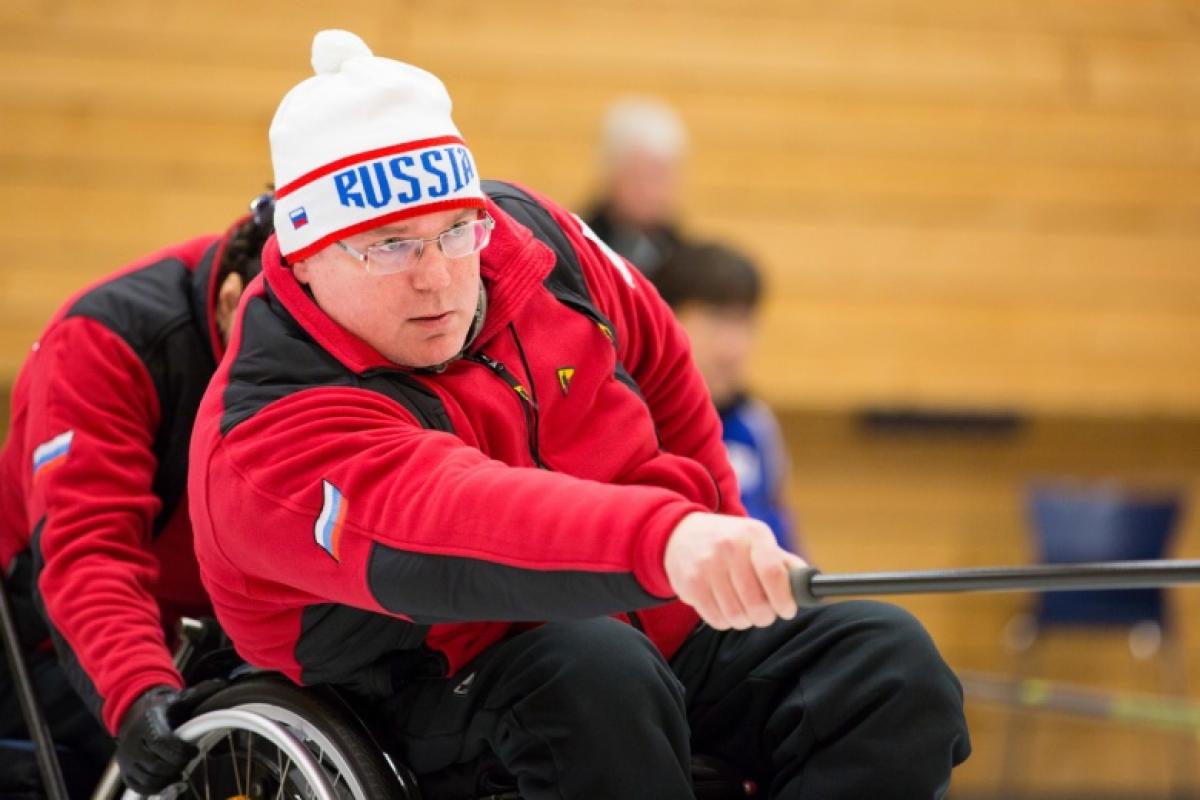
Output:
top-left (528, 193), bottom-right (744, 517)
top-left (23, 317), bottom-right (181, 734)
top-left (203, 385), bottom-right (707, 624)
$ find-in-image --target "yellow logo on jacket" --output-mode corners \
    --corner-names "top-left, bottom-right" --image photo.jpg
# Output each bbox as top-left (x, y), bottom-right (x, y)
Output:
top-left (557, 367), bottom-right (576, 396)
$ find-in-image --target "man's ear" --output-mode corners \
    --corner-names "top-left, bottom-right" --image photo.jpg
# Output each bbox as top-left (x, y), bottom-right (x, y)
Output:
top-left (292, 258), bottom-right (312, 284)
top-left (215, 272), bottom-right (245, 343)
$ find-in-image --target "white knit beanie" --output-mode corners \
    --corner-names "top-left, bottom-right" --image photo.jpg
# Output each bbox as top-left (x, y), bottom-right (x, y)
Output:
top-left (270, 30), bottom-right (485, 262)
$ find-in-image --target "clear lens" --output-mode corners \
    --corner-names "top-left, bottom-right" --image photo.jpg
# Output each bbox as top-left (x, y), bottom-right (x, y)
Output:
top-left (439, 223), bottom-right (476, 258)
top-left (442, 217), bottom-right (494, 258)
top-left (362, 215), bottom-right (494, 276)
top-left (366, 239), bottom-right (422, 274)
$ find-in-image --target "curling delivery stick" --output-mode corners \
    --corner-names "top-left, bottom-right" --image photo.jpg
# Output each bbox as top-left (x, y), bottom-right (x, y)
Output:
top-left (789, 559), bottom-right (1200, 606)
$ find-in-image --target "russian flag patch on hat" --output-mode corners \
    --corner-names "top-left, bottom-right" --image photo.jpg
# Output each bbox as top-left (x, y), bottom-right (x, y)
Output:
top-left (289, 207), bottom-right (309, 229)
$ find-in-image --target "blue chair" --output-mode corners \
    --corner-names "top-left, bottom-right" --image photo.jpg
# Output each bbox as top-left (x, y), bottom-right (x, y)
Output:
top-left (999, 482), bottom-right (1187, 797)
top-left (1030, 483), bottom-right (1181, 633)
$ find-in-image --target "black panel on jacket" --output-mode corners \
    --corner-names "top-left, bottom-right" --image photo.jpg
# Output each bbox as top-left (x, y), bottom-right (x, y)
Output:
top-left (64, 247), bottom-right (219, 537)
top-left (219, 288), bottom-right (355, 435)
top-left (367, 546), bottom-right (666, 623)
top-left (295, 603), bottom-right (438, 691)
top-left (481, 181), bottom-right (649, 403)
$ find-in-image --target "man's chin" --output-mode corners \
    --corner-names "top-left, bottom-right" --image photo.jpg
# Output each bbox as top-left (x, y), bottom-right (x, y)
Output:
top-left (391, 334), bottom-right (469, 369)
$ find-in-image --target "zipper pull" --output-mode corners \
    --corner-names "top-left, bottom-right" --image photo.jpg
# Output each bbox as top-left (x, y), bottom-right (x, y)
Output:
top-left (470, 353), bottom-right (536, 409)
top-left (473, 352), bottom-right (500, 370)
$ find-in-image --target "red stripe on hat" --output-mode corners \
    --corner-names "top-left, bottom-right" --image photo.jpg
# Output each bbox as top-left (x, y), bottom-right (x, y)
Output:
top-left (275, 135), bottom-right (466, 198)
top-left (283, 197), bottom-right (486, 263)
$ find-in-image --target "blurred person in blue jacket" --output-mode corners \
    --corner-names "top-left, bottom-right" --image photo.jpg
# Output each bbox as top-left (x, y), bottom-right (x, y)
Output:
top-left (651, 241), bottom-right (799, 553)
top-left (585, 97), bottom-right (687, 278)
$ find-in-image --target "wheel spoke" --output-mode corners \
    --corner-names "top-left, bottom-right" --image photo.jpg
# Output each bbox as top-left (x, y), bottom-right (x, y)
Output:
top-left (278, 760), bottom-right (293, 800)
top-left (228, 732), bottom-right (244, 796)
top-left (245, 732), bottom-right (254, 795)
top-left (186, 743), bottom-right (210, 800)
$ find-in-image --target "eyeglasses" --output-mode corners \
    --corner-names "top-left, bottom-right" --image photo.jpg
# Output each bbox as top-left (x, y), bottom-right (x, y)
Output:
top-left (336, 214), bottom-right (495, 276)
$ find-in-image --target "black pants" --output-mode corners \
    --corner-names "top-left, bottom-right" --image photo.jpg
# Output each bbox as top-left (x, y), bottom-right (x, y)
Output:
top-left (0, 648), bottom-right (113, 798)
top-left (388, 601), bottom-right (971, 799)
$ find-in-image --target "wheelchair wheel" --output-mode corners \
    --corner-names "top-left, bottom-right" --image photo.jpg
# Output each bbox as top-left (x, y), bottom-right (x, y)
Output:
top-left (124, 675), bottom-right (417, 800)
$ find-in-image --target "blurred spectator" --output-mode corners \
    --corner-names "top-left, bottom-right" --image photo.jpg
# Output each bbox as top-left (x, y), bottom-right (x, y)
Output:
top-left (652, 241), bottom-right (799, 553)
top-left (585, 97), bottom-right (687, 278)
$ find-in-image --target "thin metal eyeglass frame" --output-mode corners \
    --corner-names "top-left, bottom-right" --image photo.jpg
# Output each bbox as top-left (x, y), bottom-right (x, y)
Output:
top-left (335, 214), bottom-right (495, 275)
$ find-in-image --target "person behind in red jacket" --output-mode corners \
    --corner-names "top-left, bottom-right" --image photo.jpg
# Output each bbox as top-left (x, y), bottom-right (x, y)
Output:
top-left (0, 196), bottom-right (273, 796)
top-left (189, 30), bottom-right (971, 800)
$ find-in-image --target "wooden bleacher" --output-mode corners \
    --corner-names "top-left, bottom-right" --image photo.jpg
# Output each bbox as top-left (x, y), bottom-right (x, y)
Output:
top-left (2, 0), bottom-right (1198, 413)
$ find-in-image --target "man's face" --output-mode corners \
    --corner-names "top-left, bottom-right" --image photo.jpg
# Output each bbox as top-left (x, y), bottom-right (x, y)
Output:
top-left (608, 147), bottom-right (681, 228)
top-left (294, 208), bottom-right (483, 368)
top-left (675, 302), bottom-right (757, 408)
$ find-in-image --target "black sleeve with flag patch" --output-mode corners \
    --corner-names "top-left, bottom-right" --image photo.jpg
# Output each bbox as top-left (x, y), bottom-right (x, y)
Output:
top-left (366, 547), bottom-right (665, 624)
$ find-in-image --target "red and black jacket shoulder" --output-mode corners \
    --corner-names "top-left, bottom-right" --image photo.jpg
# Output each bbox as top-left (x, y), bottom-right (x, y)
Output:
top-left (60, 238), bottom-right (226, 530)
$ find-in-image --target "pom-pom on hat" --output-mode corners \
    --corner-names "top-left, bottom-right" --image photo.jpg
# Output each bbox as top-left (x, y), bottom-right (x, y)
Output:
top-left (270, 30), bottom-right (485, 262)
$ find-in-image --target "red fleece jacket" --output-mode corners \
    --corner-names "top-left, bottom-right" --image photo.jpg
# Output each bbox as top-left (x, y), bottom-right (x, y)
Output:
top-left (189, 186), bottom-right (743, 687)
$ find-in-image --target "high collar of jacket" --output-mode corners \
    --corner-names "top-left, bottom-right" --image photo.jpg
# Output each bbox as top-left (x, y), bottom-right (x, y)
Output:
top-left (189, 215), bottom-right (249, 364)
top-left (260, 196), bottom-right (557, 375)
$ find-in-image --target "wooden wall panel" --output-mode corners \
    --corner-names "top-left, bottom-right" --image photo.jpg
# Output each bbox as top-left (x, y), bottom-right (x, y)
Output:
top-left (2, 0), bottom-right (1197, 415)
top-left (2, 2), bottom-right (1196, 414)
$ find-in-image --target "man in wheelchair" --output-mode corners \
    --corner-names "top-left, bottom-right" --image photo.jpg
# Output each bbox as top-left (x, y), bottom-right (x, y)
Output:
top-left (184, 29), bottom-right (971, 800)
top-left (0, 196), bottom-right (273, 795)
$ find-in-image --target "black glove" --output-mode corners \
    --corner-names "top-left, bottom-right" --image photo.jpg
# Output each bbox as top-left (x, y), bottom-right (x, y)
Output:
top-left (116, 680), bottom-right (225, 794)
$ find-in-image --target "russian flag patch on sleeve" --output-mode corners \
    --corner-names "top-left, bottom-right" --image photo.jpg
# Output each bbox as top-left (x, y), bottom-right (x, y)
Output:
top-left (313, 480), bottom-right (347, 562)
top-left (32, 430), bottom-right (73, 479)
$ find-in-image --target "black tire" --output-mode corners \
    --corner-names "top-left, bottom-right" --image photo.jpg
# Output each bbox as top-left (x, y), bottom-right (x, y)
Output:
top-left (195, 674), bottom-right (420, 799)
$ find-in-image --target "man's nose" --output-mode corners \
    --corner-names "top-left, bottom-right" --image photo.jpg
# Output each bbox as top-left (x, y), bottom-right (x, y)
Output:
top-left (408, 245), bottom-right (453, 291)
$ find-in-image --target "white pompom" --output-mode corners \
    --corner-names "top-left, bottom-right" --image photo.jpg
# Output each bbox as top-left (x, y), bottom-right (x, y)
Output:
top-left (311, 29), bottom-right (373, 75)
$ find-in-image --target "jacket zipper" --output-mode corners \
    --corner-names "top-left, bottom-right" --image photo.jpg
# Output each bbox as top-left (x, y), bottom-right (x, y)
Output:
top-left (468, 352), bottom-right (546, 469)
top-left (477, 336), bottom-right (648, 634)
top-left (507, 324), bottom-right (545, 459)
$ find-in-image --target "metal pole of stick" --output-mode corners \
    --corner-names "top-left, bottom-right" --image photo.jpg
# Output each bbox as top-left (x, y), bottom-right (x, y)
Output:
top-left (789, 559), bottom-right (1200, 606)
top-left (0, 570), bottom-right (70, 800)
